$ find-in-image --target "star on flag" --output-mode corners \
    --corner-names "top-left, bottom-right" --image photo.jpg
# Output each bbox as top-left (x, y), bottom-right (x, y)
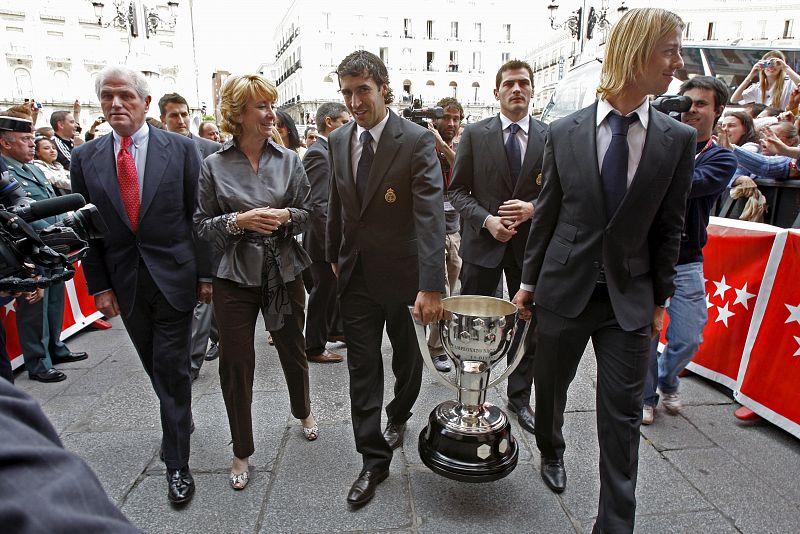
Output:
top-left (733, 283), bottom-right (756, 310)
top-left (3, 299), bottom-right (15, 315)
top-left (794, 336), bottom-right (800, 357)
top-left (785, 303), bottom-right (800, 325)
top-left (715, 302), bottom-right (735, 327)
top-left (713, 275), bottom-right (730, 299)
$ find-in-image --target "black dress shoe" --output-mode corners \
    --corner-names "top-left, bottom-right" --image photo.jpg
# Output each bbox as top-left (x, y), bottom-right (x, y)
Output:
top-left (346, 470), bottom-right (389, 505)
top-left (29, 368), bottom-right (66, 383)
top-left (51, 352), bottom-right (88, 364)
top-left (204, 342), bottom-right (219, 361)
top-left (513, 405), bottom-right (536, 435)
top-left (383, 422), bottom-right (406, 450)
top-left (432, 354), bottom-right (452, 372)
top-left (167, 466), bottom-right (195, 504)
top-left (540, 457), bottom-right (566, 493)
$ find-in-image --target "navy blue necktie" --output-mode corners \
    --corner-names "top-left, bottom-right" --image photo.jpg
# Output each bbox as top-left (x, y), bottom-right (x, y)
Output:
top-left (356, 130), bottom-right (374, 204)
top-left (505, 123), bottom-right (521, 184)
top-left (600, 113), bottom-right (638, 221)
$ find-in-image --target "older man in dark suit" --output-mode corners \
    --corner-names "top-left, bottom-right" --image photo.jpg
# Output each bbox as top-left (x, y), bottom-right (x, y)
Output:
top-left (449, 59), bottom-right (546, 435)
top-left (327, 51), bottom-right (445, 506)
top-left (158, 92), bottom-right (222, 377)
top-left (512, 9), bottom-right (696, 532)
top-left (71, 66), bottom-right (208, 505)
top-left (303, 101), bottom-right (350, 364)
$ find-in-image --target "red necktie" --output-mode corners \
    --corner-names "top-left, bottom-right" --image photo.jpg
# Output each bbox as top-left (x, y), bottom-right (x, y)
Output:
top-left (117, 136), bottom-right (140, 232)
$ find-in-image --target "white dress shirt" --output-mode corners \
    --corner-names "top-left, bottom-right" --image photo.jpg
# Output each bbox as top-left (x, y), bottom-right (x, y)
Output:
top-left (351, 109), bottom-right (390, 182)
top-left (111, 121), bottom-right (149, 199)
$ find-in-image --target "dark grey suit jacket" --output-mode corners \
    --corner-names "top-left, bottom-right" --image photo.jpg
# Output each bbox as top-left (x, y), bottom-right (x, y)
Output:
top-left (303, 136), bottom-right (330, 262)
top-left (71, 125), bottom-right (207, 315)
top-left (449, 114), bottom-right (547, 269)
top-left (188, 132), bottom-right (222, 160)
top-left (326, 110), bottom-right (446, 303)
top-left (521, 102), bottom-right (696, 331)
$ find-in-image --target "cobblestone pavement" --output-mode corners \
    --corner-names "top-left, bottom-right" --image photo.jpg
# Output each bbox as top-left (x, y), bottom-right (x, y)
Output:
top-left (14, 316), bottom-right (800, 533)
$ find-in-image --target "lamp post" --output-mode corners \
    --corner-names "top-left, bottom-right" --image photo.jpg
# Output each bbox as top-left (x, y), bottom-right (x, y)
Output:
top-left (88, 1), bottom-right (179, 37)
top-left (548, 1), bottom-right (628, 54)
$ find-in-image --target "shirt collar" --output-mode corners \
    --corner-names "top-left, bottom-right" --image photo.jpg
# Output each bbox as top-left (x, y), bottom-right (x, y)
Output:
top-left (112, 121), bottom-right (149, 147)
top-left (355, 108), bottom-right (390, 146)
top-left (596, 98), bottom-right (650, 129)
top-left (499, 112), bottom-right (530, 134)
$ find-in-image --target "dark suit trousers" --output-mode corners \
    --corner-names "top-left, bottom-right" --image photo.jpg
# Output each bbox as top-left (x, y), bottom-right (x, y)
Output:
top-left (15, 276), bottom-right (70, 376)
top-left (120, 263), bottom-right (193, 470)
top-left (341, 263), bottom-right (422, 472)
top-left (534, 288), bottom-right (650, 533)
top-left (305, 260), bottom-right (341, 356)
top-left (214, 276), bottom-right (310, 459)
top-left (460, 246), bottom-right (536, 410)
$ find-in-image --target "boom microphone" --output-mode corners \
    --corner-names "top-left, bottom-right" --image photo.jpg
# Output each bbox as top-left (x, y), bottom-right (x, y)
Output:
top-left (14, 193), bottom-right (86, 223)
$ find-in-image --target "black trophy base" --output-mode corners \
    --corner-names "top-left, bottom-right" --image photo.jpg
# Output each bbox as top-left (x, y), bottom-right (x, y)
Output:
top-left (418, 401), bottom-right (518, 483)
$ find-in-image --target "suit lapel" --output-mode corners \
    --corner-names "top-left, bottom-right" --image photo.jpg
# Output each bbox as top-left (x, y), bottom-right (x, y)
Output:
top-left (361, 111), bottom-right (402, 214)
top-left (513, 116), bottom-right (546, 197)
top-left (334, 121), bottom-right (358, 206)
top-left (567, 102), bottom-right (605, 222)
top-left (86, 133), bottom-right (131, 230)
top-left (139, 126), bottom-right (169, 222)
top-left (610, 107), bottom-right (672, 225)
top-left (486, 115), bottom-right (514, 193)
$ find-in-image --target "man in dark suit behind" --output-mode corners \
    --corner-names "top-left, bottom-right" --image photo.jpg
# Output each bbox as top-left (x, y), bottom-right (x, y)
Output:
top-left (158, 92), bottom-right (222, 377)
top-left (512, 9), bottom-right (696, 532)
top-left (71, 66), bottom-right (209, 505)
top-left (303, 101), bottom-right (350, 364)
top-left (449, 59), bottom-right (546, 435)
top-left (326, 51), bottom-right (445, 506)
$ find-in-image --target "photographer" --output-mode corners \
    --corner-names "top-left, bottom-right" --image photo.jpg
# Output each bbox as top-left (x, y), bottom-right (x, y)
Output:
top-left (642, 77), bottom-right (737, 425)
top-left (423, 97), bottom-right (463, 373)
top-left (0, 112), bottom-right (88, 383)
top-left (731, 51), bottom-right (800, 110)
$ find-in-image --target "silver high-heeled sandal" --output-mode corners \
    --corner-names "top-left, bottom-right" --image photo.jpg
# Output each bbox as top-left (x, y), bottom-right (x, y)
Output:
top-left (302, 414), bottom-right (319, 441)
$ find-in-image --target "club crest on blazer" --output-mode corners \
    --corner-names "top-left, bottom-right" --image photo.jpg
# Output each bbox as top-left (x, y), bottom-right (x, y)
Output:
top-left (385, 187), bottom-right (397, 203)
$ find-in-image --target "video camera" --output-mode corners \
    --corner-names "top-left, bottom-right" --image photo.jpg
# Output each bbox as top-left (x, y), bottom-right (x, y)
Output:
top-left (402, 99), bottom-right (444, 127)
top-left (0, 160), bottom-right (106, 293)
top-left (652, 95), bottom-right (692, 119)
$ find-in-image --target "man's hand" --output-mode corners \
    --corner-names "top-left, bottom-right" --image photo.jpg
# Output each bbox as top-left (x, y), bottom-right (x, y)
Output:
top-left (236, 208), bottom-right (283, 235)
top-left (511, 289), bottom-right (534, 321)
top-left (497, 199), bottom-right (534, 229)
top-left (25, 288), bottom-right (44, 304)
top-left (485, 215), bottom-right (517, 243)
top-left (197, 282), bottom-right (213, 304)
top-left (651, 306), bottom-right (666, 340)
top-left (95, 290), bottom-right (121, 318)
top-left (413, 290), bottom-right (443, 326)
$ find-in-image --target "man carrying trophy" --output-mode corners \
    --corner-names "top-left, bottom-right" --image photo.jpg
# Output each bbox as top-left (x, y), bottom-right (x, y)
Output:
top-left (513, 8), bottom-right (695, 533)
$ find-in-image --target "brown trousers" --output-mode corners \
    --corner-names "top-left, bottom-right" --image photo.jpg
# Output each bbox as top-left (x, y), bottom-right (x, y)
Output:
top-left (213, 276), bottom-right (311, 459)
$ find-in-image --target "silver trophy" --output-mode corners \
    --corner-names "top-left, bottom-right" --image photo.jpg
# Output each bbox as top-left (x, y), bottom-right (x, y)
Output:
top-left (410, 295), bottom-right (530, 482)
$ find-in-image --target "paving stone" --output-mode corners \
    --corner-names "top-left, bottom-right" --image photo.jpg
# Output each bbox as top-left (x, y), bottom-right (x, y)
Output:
top-left (259, 423), bottom-right (412, 533)
top-left (61, 429), bottom-right (161, 503)
top-left (69, 375), bottom-right (162, 432)
top-left (639, 411), bottom-right (715, 451)
top-left (182, 391), bottom-right (290, 472)
top-left (634, 510), bottom-right (737, 533)
top-left (308, 349), bottom-right (351, 425)
top-left (60, 357), bottom-right (150, 397)
top-left (121, 472), bottom-right (269, 533)
top-left (664, 447), bottom-right (800, 533)
top-left (410, 467), bottom-right (574, 534)
top-left (40, 393), bottom-right (102, 435)
top-left (684, 404), bottom-right (800, 503)
top-left (676, 373), bottom-right (734, 406)
top-left (565, 352), bottom-right (598, 413)
top-left (13, 366), bottom-right (91, 404)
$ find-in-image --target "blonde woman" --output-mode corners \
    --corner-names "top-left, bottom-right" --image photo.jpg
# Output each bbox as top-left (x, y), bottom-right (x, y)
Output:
top-left (731, 50), bottom-right (800, 110)
top-left (194, 74), bottom-right (317, 491)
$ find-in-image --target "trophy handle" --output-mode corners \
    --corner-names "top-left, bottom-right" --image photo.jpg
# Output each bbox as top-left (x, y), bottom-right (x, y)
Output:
top-left (408, 306), bottom-right (460, 393)
top-left (485, 318), bottom-right (530, 389)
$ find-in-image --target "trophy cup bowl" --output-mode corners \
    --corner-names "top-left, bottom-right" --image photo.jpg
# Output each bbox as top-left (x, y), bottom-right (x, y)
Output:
top-left (410, 295), bottom-right (530, 483)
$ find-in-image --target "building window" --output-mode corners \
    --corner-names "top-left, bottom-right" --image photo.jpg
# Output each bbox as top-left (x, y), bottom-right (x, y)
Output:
top-left (323, 12), bottom-right (330, 30)
top-left (757, 20), bottom-right (767, 39)
top-left (472, 81), bottom-right (480, 103)
top-left (13, 67), bottom-right (32, 99)
top-left (502, 23), bottom-right (511, 42)
top-left (380, 47), bottom-right (389, 65)
top-left (684, 22), bottom-right (692, 39)
top-left (473, 22), bottom-right (482, 41)
top-left (47, 31), bottom-right (63, 38)
top-left (449, 81), bottom-right (457, 98)
top-left (448, 51), bottom-right (458, 71)
top-left (402, 47), bottom-right (412, 68)
top-left (451, 21), bottom-right (458, 39)
top-left (325, 42), bottom-right (333, 65)
top-left (427, 51), bottom-right (435, 71)
top-left (472, 51), bottom-right (481, 71)
top-left (501, 52), bottom-right (510, 63)
top-left (404, 18), bottom-right (412, 38)
top-left (706, 22), bottom-right (715, 40)
top-left (427, 20), bottom-right (434, 39)
top-left (784, 20), bottom-right (794, 39)
top-left (380, 17), bottom-right (389, 36)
